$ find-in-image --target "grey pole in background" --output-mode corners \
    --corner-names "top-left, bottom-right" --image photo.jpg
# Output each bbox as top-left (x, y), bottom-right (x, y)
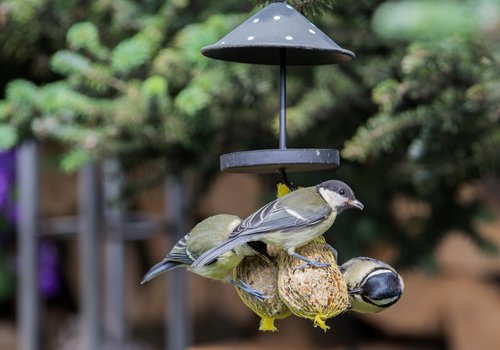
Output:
top-left (103, 159), bottom-right (126, 347)
top-left (78, 162), bottom-right (102, 350)
top-left (16, 141), bottom-right (40, 350)
top-left (165, 177), bottom-right (192, 350)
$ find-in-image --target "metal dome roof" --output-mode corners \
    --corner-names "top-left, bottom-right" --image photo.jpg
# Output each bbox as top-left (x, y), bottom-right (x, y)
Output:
top-left (201, 2), bottom-right (355, 65)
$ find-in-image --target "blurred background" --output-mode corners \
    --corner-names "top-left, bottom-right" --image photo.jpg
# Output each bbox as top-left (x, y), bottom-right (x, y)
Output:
top-left (1, 0), bottom-right (500, 349)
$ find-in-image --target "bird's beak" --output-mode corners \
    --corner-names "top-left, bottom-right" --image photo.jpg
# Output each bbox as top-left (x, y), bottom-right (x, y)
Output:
top-left (348, 199), bottom-right (364, 210)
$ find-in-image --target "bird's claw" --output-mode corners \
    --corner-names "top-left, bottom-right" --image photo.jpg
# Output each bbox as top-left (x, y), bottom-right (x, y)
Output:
top-left (289, 252), bottom-right (330, 271)
top-left (249, 290), bottom-right (269, 302)
top-left (325, 243), bottom-right (338, 262)
top-left (234, 279), bottom-right (269, 302)
top-left (293, 260), bottom-right (330, 271)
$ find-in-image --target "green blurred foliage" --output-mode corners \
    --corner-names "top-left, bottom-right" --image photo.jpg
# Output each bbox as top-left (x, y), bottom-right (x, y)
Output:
top-left (372, 1), bottom-right (478, 41)
top-left (0, 0), bottom-right (499, 268)
top-left (254, 0), bottom-right (336, 16)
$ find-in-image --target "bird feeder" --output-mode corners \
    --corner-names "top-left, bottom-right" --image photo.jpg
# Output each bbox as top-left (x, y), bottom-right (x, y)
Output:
top-left (201, 1), bottom-right (354, 179)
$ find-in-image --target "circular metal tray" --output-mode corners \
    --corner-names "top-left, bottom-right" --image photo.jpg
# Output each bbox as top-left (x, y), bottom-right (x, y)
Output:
top-left (220, 148), bottom-right (339, 174)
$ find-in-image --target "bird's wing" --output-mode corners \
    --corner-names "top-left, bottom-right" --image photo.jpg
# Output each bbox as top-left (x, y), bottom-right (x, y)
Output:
top-left (191, 234), bottom-right (255, 269)
top-left (229, 191), bottom-right (331, 239)
top-left (192, 189), bottom-right (332, 270)
top-left (164, 236), bottom-right (195, 265)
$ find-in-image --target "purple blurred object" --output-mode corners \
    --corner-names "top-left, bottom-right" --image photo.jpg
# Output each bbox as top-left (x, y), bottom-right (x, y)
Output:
top-left (0, 173), bottom-right (8, 207)
top-left (0, 149), bottom-right (16, 224)
top-left (2, 149), bottom-right (61, 298)
top-left (38, 240), bottom-right (62, 298)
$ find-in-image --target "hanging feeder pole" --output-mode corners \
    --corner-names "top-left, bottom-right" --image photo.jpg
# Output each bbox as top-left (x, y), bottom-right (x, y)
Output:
top-left (279, 48), bottom-right (296, 191)
top-left (279, 48), bottom-right (287, 150)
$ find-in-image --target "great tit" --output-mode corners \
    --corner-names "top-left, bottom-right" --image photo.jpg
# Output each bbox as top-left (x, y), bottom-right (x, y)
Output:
top-left (340, 257), bottom-right (404, 313)
top-left (192, 180), bottom-right (363, 270)
top-left (141, 214), bottom-right (267, 300)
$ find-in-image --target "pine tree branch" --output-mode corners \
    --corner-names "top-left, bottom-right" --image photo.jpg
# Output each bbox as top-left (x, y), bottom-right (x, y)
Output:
top-left (252, 0), bottom-right (335, 15)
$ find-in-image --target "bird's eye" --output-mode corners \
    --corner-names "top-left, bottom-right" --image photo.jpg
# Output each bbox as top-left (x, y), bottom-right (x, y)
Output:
top-left (339, 189), bottom-right (346, 195)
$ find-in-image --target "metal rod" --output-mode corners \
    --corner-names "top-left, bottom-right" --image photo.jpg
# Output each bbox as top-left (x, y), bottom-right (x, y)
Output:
top-left (279, 48), bottom-right (287, 150)
top-left (16, 141), bottom-right (39, 350)
top-left (103, 159), bottom-right (126, 346)
top-left (278, 49), bottom-right (296, 189)
top-left (165, 177), bottom-right (191, 350)
top-left (78, 162), bottom-right (102, 350)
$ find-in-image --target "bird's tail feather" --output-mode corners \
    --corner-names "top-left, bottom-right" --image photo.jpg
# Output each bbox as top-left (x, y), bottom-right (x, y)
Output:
top-left (191, 235), bottom-right (256, 269)
top-left (141, 260), bottom-right (183, 284)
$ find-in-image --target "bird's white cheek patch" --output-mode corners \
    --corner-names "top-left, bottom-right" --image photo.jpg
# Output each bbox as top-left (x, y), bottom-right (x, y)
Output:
top-left (374, 295), bottom-right (400, 306)
top-left (318, 188), bottom-right (347, 208)
top-left (366, 268), bottom-right (394, 279)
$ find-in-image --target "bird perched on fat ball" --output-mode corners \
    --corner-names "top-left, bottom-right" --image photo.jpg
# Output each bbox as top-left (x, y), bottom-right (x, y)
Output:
top-left (141, 214), bottom-right (267, 300)
top-left (340, 257), bottom-right (404, 313)
top-left (192, 180), bottom-right (363, 271)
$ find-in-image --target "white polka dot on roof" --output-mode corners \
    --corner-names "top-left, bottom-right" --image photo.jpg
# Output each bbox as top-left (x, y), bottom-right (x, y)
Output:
top-left (285, 35), bottom-right (293, 40)
top-left (252, 18), bottom-right (259, 23)
top-left (309, 29), bottom-right (316, 34)
top-left (273, 15), bottom-right (281, 20)
top-left (247, 36), bottom-right (254, 41)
